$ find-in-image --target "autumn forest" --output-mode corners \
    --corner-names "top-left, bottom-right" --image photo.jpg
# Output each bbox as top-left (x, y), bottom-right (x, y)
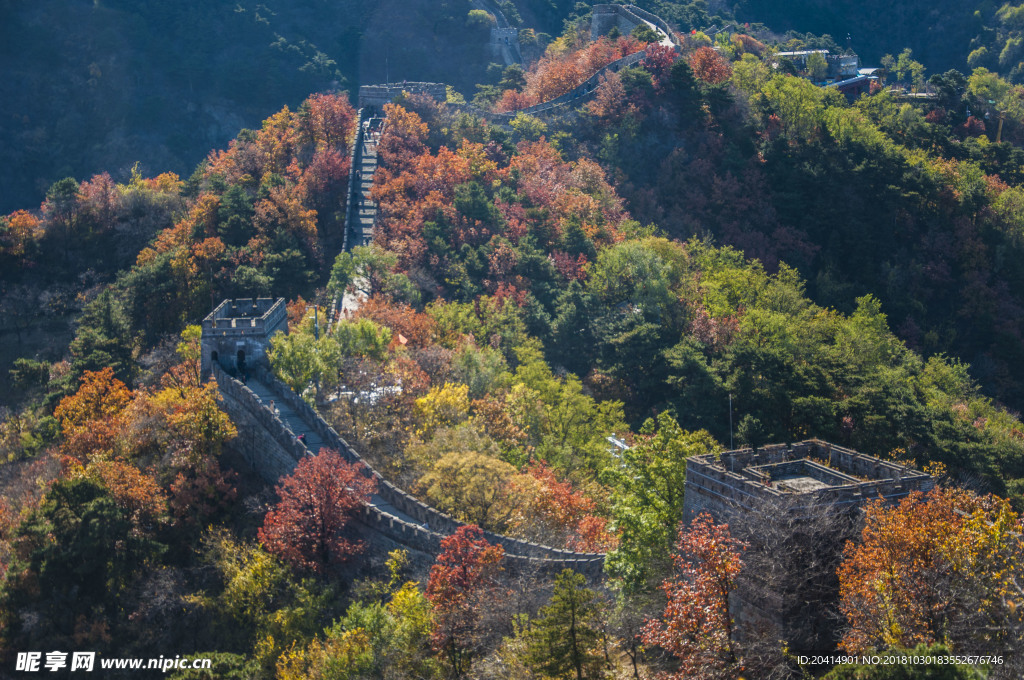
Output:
top-left (2, 0), bottom-right (1024, 678)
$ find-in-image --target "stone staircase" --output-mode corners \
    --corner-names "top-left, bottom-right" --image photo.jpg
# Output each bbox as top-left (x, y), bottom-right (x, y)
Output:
top-left (344, 112), bottom-right (382, 250)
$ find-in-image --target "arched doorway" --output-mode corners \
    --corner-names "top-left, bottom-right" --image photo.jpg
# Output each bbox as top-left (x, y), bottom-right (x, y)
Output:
top-left (236, 349), bottom-right (246, 373)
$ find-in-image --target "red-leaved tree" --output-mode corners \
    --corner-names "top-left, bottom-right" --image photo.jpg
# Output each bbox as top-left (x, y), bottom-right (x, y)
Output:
top-left (258, 448), bottom-right (375, 573)
top-left (642, 512), bottom-right (747, 680)
top-left (425, 525), bottom-right (505, 677)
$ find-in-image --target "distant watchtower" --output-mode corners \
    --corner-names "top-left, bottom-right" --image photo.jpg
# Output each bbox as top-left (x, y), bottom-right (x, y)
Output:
top-left (357, 82), bottom-right (448, 111)
top-left (201, 298), bottom-right (287, 377)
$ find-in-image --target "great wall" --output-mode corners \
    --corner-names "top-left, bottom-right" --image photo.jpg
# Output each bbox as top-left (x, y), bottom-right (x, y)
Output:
top-left (346, 4), bottom-right (680, 249)
top-left (204, 5), bottom-right (928, 583)
top-left (204, 6), bottom-right (684, 574)
top-left (202, 298), bottom-right (606, 575)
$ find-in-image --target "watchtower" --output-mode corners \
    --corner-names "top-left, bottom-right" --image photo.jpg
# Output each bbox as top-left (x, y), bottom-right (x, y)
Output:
top-left (357, 82), bottom-right (448, 111)
top-left (683, 439), bottom-right (934, 520)
top-left (200, 298), bottom-right (287, 377)
top-left (683, 440), bottom-right (935, 655)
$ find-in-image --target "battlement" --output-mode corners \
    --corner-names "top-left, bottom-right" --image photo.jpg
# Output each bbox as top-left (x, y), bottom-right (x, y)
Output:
top-left (200, 298), bottom-right (287, 376)
top-left (591, 4), bottom-right (680, 48)
top-left (358, 83), bottom-right (448, 110)
top-left (203, 298), bottom-right (286, 331)
top-left (684, 439), bottom-right (935, 519)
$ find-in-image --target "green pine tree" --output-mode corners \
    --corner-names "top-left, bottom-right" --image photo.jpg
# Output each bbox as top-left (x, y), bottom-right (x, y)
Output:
top-left (524, 569), bottom-right (605, 680)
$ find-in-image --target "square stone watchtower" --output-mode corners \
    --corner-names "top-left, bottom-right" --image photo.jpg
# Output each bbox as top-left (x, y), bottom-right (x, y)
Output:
top-left (683, 440), bottom-right (935, 655)
top-left (683, 439), bottom-right (935, 520)
top-left (201, 298), bottom-right (287, 377)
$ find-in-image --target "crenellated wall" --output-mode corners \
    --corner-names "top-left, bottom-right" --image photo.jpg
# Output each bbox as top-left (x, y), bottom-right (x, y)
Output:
top-left (341, 108), bottom-right (366, 253)
top-left (485, 48), bottom-right (652, 122)
top-left (357, 83), bottom-right (448, 110)
top-left (213, 363), bottom-right (605, 577)
top-left (208, 1), bottom-right (693, 581)
top-left (591, 4), bottom-right (680, 48)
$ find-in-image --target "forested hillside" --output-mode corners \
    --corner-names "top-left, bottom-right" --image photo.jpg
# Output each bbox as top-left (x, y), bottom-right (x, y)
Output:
top-left (0, 0), bottom-right (508, 215)
top-left (732, 0), bottom-right (981, 69)
top-left (2, 1), bottom-right (1024, 678)
top-left (4, 0), bottom-right (1021, 215)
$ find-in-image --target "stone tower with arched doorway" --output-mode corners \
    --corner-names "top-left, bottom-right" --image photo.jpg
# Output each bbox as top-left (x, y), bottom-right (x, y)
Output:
top-left (200, 298), bottom-right (287, 377)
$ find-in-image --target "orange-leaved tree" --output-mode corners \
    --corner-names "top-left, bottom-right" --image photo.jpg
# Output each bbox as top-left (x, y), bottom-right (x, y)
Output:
top-left (54, 366), bottom-right (133, 438)
top-left (425, 525), bottom-right (505, 677)
top-left (54, 367), bottom-right (133, 462)
top-left (1, 210), bottom-right (41, 259)
top-left (259, 448), bottom-right (375, 573)
top-left (689, 46), bottom-right (732, 85)
top-left (508, 462), bottom-right (618, 552)
top-left (494, 36), bottom-right (645, 112)
top-left (642, 512), bottom-right (747, 680)
top-left (837, 487), bottom-right (1024, 657)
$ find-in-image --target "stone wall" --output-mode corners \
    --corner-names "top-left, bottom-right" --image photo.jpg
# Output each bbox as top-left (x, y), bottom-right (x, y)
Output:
top-left (486, 48), bottom-right (650, 123)
top-left (213, 364), bottom-right (605, 577)
top-left (683, 439), bottom-right (935, 521)
top-left (215, 364), bottom-right (307, 481)
top-left (679, 440), bottom-right (934, 655)
top-left (484, 2), bottom-right (682, 123)
top-left (341, 108), bottom-right (366, 254)
top-left (591, 4), bottom-right (638, 38)
top-left (591, 4), bottom-right (680, 48)
top-left (619, 4), bottom-right (680, 47)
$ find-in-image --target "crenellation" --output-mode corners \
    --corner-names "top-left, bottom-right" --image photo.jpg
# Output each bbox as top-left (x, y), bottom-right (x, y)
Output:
top-left (216, 357), bottom-right (606, 571)
top-left (357, 82), bottom-right (448, 110)
top-left (685, 438), bottom-right (934, 520)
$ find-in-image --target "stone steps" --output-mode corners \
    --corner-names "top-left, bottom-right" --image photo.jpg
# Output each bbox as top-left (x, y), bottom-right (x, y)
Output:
top-left (344, 114), bottom-right (382, 249)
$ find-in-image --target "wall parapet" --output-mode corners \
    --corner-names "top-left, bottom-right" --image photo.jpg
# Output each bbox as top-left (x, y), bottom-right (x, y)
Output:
top-left (485, 48), bottom-right (650, 123)
top-left (620, 4), bottom-right (680, 48)
top-left (591, 4), bottom-right (680, 48)
top-left (341, 108), bottom-right (366, 254)
top-left (214, 364), bottom-right (308, 469)
top-left (214, 364), bottom-right (604, 572)
top-left (358, 83), bottom-right (448, 110)
top-left (251, 368), bottom-right (605, 563)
